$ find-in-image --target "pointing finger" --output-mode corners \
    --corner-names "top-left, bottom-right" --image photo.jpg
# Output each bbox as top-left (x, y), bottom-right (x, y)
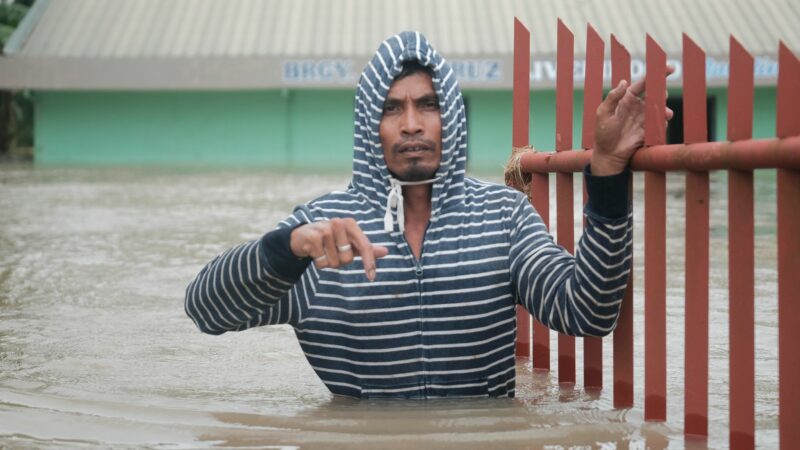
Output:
top-left (344, 219), bottom-right (381, 281)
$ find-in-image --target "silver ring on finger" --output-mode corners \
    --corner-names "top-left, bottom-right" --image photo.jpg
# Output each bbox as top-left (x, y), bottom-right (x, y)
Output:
top-left (337, 244), bottom-right (352, 253)
top-left (314, 254), bottom-right (328, 262)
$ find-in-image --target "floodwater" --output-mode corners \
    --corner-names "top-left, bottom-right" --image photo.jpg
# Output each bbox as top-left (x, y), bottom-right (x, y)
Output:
top-left (0, 165), bottom-right (780, 449)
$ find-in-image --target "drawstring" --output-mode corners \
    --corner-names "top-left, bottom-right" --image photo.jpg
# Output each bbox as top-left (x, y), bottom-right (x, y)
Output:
top-left (384, 177), bottom-right (439, 233)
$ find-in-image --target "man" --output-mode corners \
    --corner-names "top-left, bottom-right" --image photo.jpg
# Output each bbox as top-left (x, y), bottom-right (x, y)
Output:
top-left (185, 31), bottom-right (662, 399)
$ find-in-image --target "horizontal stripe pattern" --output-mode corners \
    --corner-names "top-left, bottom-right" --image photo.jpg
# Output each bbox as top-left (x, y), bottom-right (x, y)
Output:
top-left (186, 176), bottom-right (631, 398)
top-left (509, 195), bottom-right (632, 337)
top-left (184, 31), bottom-right (631, 399)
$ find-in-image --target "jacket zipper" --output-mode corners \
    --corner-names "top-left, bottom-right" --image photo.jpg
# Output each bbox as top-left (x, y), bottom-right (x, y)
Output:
top-left (403, 222), bottom-right (430, 394)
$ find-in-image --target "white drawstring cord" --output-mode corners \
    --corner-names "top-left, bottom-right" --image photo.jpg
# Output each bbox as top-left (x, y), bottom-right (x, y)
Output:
top-left (383, 177), bottom-right (439, 233)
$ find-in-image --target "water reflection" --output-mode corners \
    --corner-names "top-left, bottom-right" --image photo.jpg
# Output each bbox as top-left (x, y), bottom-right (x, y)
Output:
top-left (0, 165), bottom-right (780, 449)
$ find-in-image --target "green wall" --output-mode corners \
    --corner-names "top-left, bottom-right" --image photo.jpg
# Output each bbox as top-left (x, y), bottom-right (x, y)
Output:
top-left (35, 89), bottom-right (355, 170)
top-left (37, 91), bottom-right (283, 166)
top-left (708, 87), bottom-right (777, 140)
top-left (33, 86), bottom-right (779, 171)
top-left (464, 89), bottom-right (587, 172)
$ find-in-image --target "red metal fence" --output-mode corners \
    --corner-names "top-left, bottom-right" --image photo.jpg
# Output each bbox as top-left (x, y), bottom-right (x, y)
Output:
top-left (511, 17), bottom-right (799, 450)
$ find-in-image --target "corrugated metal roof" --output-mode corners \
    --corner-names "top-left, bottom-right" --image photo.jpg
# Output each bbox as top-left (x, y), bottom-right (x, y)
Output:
top-left (1, 0), bottom-right (798, 89)
top-left (8, 0), bottom-right (799, 58)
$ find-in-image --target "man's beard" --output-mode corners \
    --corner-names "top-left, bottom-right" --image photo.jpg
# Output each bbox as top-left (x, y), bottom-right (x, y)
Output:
top-left (389, 138), bottom-right (439, 181)
top-left (393, 162), bottom-right (438, 181)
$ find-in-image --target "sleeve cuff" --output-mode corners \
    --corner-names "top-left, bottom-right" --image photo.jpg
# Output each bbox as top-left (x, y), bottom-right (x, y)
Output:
top-left (259, 224), bottom-right (311, 281)
top-left (584, 164), bottom-right (631, 219)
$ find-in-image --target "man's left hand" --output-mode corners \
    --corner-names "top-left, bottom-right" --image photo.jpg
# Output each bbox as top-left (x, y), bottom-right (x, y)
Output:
top-left (591, 65), bottom-right (676, 176)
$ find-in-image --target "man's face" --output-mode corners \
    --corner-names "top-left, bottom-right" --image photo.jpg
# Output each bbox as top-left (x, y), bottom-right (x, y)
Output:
top-left (379, 72), bottom-right (442, 181)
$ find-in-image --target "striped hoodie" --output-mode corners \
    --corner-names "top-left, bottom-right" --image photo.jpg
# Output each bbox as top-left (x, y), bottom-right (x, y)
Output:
top-left (185, 31), bottom-right (633, 399)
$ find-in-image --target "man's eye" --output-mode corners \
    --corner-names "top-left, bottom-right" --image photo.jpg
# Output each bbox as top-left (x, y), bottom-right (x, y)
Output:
top-left (384, 104), bottom-right (399, 113)
top-left (424, 101), bottom-right (439, 110)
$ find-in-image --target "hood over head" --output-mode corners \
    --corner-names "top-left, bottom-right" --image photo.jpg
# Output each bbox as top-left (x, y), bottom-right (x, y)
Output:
top-left (350, 31), bottom-right (468, 231)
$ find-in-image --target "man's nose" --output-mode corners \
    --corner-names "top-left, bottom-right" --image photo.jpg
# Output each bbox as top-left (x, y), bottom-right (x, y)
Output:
top-left (400, 105), bottom-right (423, 136)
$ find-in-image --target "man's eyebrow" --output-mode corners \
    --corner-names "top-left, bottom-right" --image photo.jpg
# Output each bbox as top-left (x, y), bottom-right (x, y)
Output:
top-left (416, 94), bottom-right (438, 103)
top-left (383, 93), bottom-right (438, 108)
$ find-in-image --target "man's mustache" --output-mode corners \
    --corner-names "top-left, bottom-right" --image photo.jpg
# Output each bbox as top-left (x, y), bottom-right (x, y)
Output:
top-left (392, 138), bottom-right (437, 154)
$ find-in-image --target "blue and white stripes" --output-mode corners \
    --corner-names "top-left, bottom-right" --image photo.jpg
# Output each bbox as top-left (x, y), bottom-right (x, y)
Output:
top-left (185, 31), bottom-right (633, 399)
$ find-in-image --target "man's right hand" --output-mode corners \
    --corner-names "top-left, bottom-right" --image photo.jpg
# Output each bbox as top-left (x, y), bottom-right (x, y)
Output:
top-left (290, 218), bottom-right (389, 281)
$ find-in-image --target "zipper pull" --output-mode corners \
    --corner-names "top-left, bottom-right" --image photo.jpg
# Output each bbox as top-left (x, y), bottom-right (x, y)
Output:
top-left (414, 262), bottom-right (423, 278)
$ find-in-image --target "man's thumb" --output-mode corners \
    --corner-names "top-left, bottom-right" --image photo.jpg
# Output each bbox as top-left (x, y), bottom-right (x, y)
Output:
top-left (373, 245), bottom-right (389, 259)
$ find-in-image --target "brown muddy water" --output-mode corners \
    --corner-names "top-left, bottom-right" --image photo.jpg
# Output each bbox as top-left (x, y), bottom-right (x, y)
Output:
top-left (0, 165), bottom-right (780, 449)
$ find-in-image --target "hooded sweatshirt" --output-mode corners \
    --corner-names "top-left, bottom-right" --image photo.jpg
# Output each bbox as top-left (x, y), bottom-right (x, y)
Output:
top-left (185, 31), bottom-right (632, 399)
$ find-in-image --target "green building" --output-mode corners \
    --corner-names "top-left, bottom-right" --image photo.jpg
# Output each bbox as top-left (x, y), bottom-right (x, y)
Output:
top-left (0, 0), bottom-right (797, 171)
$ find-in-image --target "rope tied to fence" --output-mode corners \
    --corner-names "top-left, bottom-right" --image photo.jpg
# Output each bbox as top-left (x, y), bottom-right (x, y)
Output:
top-left (504, 145), bottom-right (535, 196)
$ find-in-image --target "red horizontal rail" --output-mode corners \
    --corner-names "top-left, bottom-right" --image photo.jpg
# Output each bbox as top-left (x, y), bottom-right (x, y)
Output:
top-left (519, 137), bottom-right (800, 173)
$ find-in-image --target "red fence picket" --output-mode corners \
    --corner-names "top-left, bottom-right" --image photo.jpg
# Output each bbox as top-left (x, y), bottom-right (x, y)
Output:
top-left (511, 17), bottom-right (800, 449)
top-left (555, 19), bottom-right (576, 385)
top-left (644, 34), bottom-right (668, 422)
top-left (512, 17), bottom-right (532, 361)
top-left (581, 24), bottom-right (605, 392)
top-left (682, 33), bottom-right (710, 439)
top-left (776, 41), bottom-right (800, 450)
top-left (610, 34), bottom-right (634, 410)
top-left (727, 36), bottom-right (756, 450)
